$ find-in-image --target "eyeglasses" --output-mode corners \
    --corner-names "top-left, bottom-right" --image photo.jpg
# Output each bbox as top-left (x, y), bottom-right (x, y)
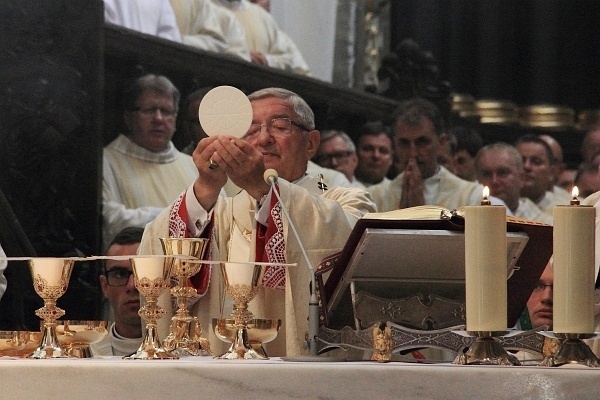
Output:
top-left (105, 267), bottom-right (135, 287)
top-left (133, 107), bottom-right (177, 118)
top-left (313, 151), bottom-right (354, 165)
top-left (532, 282), bottom-right (553, 292)
top-left (244, 117), bottom-right (308, 140)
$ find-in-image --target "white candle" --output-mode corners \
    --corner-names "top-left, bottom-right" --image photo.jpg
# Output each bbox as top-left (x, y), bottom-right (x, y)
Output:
top-left (464, 205), bottom-right (507, 331)
top-left (553, 199), bottom-right (595, 334)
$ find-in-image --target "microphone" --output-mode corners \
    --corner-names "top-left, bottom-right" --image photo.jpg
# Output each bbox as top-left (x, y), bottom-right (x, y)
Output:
top-left (262, 168), bottom-right (321, 359)
top-left (263, 168), bottom-right (278, 185)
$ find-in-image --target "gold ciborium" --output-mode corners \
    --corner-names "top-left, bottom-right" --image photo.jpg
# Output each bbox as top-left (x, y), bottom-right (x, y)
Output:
top-left (213, 318), bottom-right (281, 358)
top-left (56, 320), bottom-right (109, 358)
top-left (217, 262), bottom-right (269, 359)
top-left (0, 331), bottom-right (43, 358)
top-left (160, 238), bottom-right (211, 356)
top-left (28, 257), bottom-right (75, 359)
top-left (124, 256), bottom-right (177, 360)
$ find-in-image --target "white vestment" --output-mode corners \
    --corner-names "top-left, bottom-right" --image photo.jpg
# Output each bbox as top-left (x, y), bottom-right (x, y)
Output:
top-left (511, 197), bottom-right (553, 225)
top-left (368, 166), bottom-right (484, 212)
top-left (215, 0), bottom-right (311, 75)
top-left (138, 175), bottom-right (376, 356)
top-left (103, 0), bottom-right (182, 43)
top-left (536, 189), bottom-right (571, 214)
top-left (306, 160), bottom-right (352, 189)
top-left (170, 0), bottom-right (250, 61)
top-left (102, 134), bottom-right (198, 250)
top-left (89, 323), bottom-right (142, 357)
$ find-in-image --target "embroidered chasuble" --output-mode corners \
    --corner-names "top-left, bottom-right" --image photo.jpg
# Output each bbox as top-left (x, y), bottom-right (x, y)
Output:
top-left (139, 175), bottom-right (376, 356)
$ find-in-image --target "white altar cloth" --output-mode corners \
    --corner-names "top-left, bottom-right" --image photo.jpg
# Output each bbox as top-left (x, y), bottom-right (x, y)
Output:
top-left (1, 356), bottom-right (599, 400)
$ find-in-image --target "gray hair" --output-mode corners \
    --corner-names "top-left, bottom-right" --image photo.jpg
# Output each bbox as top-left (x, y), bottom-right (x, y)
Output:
top-left (248, 87), bottom-right (315, 131)
top-left (475, 142), bottom-right (523, 172)
top-left (320, 130), bottom-right (356, 152)
top-left (123, 74), bottom-right (181, 112)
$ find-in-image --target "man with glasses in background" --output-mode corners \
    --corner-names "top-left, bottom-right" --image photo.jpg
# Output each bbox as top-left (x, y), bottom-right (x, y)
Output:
top-left (313, 130), bottom-right (364, 188)
top-left (103, 74), bottom-right (197, 251)
top-left (139, 87), bottom-right (375, 356)
top-left (92, 227), bottom-right (144, 356)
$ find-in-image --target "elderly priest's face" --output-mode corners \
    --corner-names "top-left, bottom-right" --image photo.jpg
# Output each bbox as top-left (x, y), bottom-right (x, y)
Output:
top-left (244, 96), bottom-right (319, 182)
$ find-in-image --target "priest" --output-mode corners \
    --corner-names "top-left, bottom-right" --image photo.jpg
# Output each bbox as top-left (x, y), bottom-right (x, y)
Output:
top-left (138, 87), bottom-right (375, 356)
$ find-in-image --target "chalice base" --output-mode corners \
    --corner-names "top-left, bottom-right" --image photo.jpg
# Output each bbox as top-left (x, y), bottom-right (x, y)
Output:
top-left (216, 327), bottom-right (267, 360)
top-left (124, 325), bottom-right (178, 360)
top-left (540, 333), bottom-right (600, 367)
top-left (29, 324), bottom-right (71, 359)
top-left (164, 316), bottom-right (211, 357)
top-left (453, 333), bottom-right (520, 366)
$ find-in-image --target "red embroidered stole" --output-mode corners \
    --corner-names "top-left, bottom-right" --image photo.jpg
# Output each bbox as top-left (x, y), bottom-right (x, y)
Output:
top-left (255, 185), bottom-right (287, 289)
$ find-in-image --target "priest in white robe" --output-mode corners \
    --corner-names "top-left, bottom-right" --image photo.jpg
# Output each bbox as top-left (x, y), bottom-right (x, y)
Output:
top-left (170, 0), bottom-right (251, 61)
top-left (103, 0), bottom-right (182, 43)
top-left (138, 87), bottom-right (375, 356)
top-left (103, 74), bottom-right (197, 250)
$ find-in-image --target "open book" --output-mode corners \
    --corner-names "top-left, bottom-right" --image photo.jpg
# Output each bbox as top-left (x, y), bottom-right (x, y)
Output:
top-left (319, 205), bottom-right (553, 329)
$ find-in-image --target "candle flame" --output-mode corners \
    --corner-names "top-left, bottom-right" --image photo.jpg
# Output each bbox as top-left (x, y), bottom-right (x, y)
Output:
top-left (572, 186), bottom-right (579, 198)
top-left (483, 186), bottom-right (490, 199)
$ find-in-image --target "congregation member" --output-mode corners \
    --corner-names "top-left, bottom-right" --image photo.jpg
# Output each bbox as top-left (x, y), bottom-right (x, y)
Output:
top-left (102, 74), bottom-right (197, 250)
top-left (436, 129), bottom-right (457, 173)
top-left (515, 134), bottom-right (571, 214)
top-left (539, 134), bottom-right (573, 201)
top-left (215, 0), bottom-right (311, 75)
top-left (574, 157), bottom-right (600, 199)
top-left (103, 0), bottom-right (182, 43)
top-left (313, 130), bottom-right (363, 188)
top-left (475, 143), bottom-right (552, 224)
top-left (138, 87), bottom-right (376, 356)
top-left (170, 0), bottom-right (250, 61)
top-left (450, 126), bottom-right (483, 182)
top-left (91, 227), bottom-right (144, 356)
top-left (521, 263), bottom-right (554, 330)
top-left (581, 129), bottom-right (600, 163)
top-left (354, 121), bottom-right (394, 187)
top-left (368, 98), bottom-right (484, 212)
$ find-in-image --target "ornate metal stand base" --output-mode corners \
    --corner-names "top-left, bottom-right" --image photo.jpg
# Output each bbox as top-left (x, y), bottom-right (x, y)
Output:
top-left (29, 323), bottom-right (71, 359)
top-left (164, 316), bottom-right (211, 357)
top-left (453, 332), bottom-right (520, 366)
top-left (216, 327), bottom-right (266, 360)
top-left (540, 333), bottom-right (600, 367)
top-left (124, 325), bottom-right (178, 360)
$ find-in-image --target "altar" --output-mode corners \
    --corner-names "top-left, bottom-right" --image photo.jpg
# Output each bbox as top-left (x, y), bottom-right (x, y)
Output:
top-left (2, 357), bottom-right (600, 400)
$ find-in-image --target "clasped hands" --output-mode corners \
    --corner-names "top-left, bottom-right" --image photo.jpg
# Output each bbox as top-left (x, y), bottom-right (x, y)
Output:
top-left (399, 158), bottom-right (425, 209)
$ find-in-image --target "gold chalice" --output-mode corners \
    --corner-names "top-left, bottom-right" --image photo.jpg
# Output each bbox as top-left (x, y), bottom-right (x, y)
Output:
top-left (124, 256), bottom-right (177, 360)
top-left (160, 238), bottom-right (211, 356)
top-left (28, 257), bottom-right (75, 359)
top-left (56, 320), bottom-right (109, 358)
top-left (217, 262), bottom-right (269, 359)
top-left (0, 331), bottom-right (43, 358)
